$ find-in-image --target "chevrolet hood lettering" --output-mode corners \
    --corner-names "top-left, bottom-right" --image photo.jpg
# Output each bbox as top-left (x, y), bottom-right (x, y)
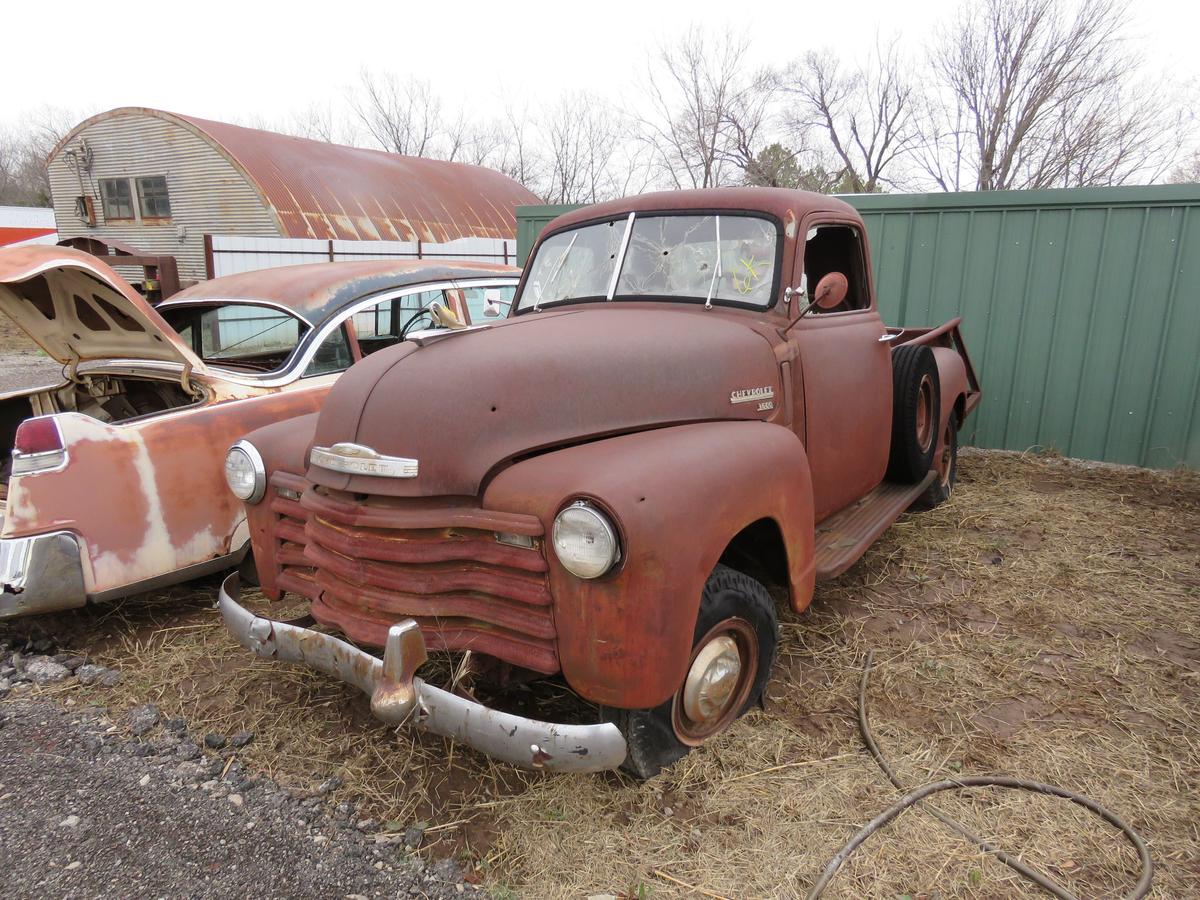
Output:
top-left (730, 386), bottom-right (774, 405)
top-left (310, 443), bottom-right (419, 478)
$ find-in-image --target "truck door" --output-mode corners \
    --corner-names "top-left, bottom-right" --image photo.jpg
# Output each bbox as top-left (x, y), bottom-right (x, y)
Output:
top-left (787, 223), bottom-right (892, 522)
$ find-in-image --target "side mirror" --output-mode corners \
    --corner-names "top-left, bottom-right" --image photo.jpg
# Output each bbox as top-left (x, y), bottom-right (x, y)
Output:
top-left (794, 271), bottom-right (848, 320)
top-left (813, 272), bottom-right (848, 310)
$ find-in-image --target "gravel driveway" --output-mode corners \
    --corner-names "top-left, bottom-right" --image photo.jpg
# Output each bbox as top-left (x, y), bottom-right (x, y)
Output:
top-left (0, 694), bottom-right (474, 899)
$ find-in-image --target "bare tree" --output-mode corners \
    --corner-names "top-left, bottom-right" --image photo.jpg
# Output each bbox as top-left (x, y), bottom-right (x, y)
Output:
top-left (482, 104), bottom-right (545, 197)
top-left (539, 92), bottom-right (626, 204)
top-left (783, 39), bottom-right (918, 193)
top-left (639, 28), bottom-right (775, 189)
top-left (1168, 149), bottom-right (1200, 184)
top-left (923, 0), bottom-right (1176, 190)
top-left (350, 70), bottom-right (447, 158)
top-left (287, 101), bottom-right (356, 145)
top-left (0, 106), bottom-right (79, 206)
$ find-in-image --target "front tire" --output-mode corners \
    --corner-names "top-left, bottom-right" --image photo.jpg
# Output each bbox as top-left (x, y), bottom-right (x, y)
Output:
top-left (613, 564), bottom-right (778, 780)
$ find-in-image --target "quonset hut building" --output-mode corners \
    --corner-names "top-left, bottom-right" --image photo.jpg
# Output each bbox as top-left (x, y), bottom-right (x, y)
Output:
top-left (47, 107), bottom-right (540, 285)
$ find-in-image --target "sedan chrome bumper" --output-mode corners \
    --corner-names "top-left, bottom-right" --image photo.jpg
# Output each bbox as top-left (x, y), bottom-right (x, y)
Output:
top-left (217, 574), bottom-right (627, 773)
top-left (0, 531), bottom-right (87, 618)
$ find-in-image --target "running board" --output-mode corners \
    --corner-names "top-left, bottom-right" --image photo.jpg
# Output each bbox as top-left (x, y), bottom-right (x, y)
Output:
top-left (813, 471), bottom-right (938, 580)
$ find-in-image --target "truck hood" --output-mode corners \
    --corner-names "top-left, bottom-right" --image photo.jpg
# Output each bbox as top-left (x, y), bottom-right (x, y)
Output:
top-left (309, 305), bottom-right (783, 498)
top-left (0, 245), bottom-right (206, 373)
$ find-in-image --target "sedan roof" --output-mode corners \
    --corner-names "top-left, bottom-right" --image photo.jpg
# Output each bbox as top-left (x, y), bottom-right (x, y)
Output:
top-left (164, 259), bottom-right (520, 324)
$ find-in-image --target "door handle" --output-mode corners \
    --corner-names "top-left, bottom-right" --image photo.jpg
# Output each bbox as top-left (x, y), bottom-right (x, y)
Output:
top-left (879, 332), bottom-right (899, 342)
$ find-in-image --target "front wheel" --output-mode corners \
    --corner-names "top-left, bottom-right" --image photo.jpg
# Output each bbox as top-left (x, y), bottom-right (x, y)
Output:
top-left (612, 564), bottom-right (778, 780)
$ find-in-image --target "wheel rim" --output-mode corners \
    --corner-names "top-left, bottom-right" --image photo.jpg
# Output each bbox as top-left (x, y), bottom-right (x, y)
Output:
top-left (916, 374), bottom-right (935, 454)
top-left (937, 421), bottom-right (954, 488)
top-left (672, 618), bottom-right (759, 746)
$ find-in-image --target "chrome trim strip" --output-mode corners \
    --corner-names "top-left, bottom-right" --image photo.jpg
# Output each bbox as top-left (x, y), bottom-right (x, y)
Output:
top-left (310, 442), bottom-right (418, 478)
top-left (218, 575), bottom-right (627, 773)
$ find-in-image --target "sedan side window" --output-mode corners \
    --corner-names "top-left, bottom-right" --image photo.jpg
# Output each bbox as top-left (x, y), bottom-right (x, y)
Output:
top-left (352, 290), bottom-right (448, 357)
top-left (303, 326), bottom-right (353, 377)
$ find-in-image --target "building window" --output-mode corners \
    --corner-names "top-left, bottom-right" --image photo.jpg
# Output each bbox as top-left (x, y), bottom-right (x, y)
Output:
top-left (99, 178), bottom-right (134, 221)
top-left (136, 176), bottom-right (172, 219)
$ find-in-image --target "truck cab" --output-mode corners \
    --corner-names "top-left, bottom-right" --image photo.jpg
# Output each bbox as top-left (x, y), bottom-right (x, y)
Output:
top-left (216, 188), bottom-right (981, 777)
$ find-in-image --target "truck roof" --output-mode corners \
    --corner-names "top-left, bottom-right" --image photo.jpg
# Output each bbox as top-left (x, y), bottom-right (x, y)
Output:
top-left (546, 187), bottom-right (862, 235)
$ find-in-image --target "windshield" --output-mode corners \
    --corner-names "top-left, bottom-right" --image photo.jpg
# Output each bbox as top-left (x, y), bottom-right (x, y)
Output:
top-left (517, 213), bottom-right (779, 311)
top-left (161, 303), bottom-right (310, 372)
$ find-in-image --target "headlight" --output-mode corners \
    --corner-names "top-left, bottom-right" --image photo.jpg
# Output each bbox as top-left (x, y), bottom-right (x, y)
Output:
top-left (552, 501), bottom-right (620, 579)
top-left (224, 440), bottom-right (266, 504)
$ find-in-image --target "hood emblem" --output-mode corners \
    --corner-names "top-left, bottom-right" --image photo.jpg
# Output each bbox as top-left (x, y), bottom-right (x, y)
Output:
top-left (730, 386), bottom-right (774, 405)
top-left (310, 443), bottom-right (418, 478)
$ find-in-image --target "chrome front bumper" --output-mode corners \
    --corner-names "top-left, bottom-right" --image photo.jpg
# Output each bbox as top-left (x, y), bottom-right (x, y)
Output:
top-left (0, 531), bottom-right (87, 618)
top-left (217, 574), bottom-right (627, 773)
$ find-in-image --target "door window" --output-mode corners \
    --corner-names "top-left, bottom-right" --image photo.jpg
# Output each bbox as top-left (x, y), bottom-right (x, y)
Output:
top-left (803, 226), bottom-right (869, 313)
top-left (461, 285), bottom-right (516, 323)
top-left (303, 326), bottom-right (353, 376)
top-left (351, 289), bottom-right (448, 357)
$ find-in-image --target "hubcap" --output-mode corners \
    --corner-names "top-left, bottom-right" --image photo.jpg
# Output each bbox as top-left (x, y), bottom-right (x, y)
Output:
top-left (682, 635), bottom-right (742, 724)
top-left (672, 618), bottom-right (759, 746)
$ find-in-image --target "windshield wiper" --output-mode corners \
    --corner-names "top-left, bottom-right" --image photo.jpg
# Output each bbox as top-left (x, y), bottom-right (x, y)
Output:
top-left (704, 215), bottom-right (722, 310)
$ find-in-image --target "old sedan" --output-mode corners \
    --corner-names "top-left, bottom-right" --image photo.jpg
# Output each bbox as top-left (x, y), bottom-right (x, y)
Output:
top-left (0, 244), bottom-right (518, 617)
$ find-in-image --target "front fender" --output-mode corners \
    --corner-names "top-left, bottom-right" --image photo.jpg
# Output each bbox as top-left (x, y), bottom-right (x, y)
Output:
top-left (482, 420), bottom-right (815, 710)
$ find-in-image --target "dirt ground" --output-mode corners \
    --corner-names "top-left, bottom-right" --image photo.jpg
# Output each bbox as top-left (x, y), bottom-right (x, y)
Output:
top-left (3, 449), bottom-right (1198, 898)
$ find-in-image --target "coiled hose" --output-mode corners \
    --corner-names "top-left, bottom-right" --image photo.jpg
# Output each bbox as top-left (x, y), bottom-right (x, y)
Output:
top-left (805, 651), bottom-right (1154, 899)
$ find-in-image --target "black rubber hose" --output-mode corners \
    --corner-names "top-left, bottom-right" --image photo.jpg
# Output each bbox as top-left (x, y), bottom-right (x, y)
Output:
top-left (805, 651), bottom-right (1154, 899)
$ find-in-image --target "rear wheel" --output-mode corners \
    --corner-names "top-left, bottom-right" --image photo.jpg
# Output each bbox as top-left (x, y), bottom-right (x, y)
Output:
top-left (917, 411), bottom-right (958, 508)
top-left (613, 564), bottom-right (777, 780)
top-left (887, 345), bottom-right (940, 483)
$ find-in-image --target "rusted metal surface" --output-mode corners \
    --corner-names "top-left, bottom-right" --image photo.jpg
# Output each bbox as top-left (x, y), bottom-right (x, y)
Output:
top-left (230, 187), bottom-right (982, 728)
top-left (0, 249), bottom-right (516, 615)
top-left (57, 236), bottom-right (182, 300)
top-left (179, 111), bottom-right (537, 242)
top-left (51, 109), bottom-right (542, 245)
top-left (218, 575), bottom-right (628, 772)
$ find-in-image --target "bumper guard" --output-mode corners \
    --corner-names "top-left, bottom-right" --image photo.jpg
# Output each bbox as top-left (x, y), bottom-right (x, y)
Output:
top-left (217, 574), bottom-right (627, 773)
top-left (0, 531), bottom-right (87, 618)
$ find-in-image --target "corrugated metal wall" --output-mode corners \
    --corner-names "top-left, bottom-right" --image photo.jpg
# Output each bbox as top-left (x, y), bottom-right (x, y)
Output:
top-left (516, 185), bottom-right (1200, 469)
top-left (49, 113), bottom-right (278, 283)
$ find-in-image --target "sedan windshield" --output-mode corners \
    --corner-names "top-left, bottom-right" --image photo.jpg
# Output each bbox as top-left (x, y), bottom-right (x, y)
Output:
top-left (517, 213), bottom-right (778, 311)
top-left (161, 303), bottom-right (311, 372)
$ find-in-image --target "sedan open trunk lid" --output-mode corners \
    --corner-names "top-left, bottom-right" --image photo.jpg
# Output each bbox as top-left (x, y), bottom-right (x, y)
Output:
top-left (0, 245), bottom-right (207, 375)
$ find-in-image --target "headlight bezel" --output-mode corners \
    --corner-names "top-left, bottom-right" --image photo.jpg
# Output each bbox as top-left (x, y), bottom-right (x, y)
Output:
top-left (551, 499), bottom-right (622, 580)
top-left (224, 440), bottom-right (266, 504)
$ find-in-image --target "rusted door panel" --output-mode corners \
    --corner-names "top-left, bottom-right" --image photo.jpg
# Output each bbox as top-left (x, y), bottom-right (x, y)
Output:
top-left (790, 310), bottom-right (892, 522)
top-left (4, 381), bottom-right (333, 594)
top-left (482, 421), bottom-right (815, 710)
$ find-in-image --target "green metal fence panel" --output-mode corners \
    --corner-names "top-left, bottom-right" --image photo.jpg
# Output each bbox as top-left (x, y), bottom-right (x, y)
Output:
top-left (516, 185), bottom-right (1200, 468)
top-left (516, 205), bottom-right (578, 265)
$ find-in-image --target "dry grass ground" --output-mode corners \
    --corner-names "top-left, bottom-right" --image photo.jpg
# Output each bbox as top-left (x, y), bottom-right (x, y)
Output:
top-left (4, 450), bottom-right (1198, 898)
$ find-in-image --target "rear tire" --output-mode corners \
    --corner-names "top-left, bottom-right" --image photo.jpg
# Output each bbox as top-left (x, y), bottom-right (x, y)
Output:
top-left (917, 411), bottom-right (958, 508)
top-left (612, 564), bottom-right (777, 780)
top-left (237, 549), bottom-right (261, 587)
top-left (887, 345), bottom-right (940, 483)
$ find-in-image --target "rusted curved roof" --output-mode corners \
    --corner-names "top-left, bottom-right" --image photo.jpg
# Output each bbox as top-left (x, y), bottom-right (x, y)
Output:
top-left (161, 258), bottom-right (520, 323)
top-left (53, 108), bottom-right (542, 243)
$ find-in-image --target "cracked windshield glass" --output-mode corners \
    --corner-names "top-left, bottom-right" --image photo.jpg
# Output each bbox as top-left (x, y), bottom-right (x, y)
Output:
top-left (519, 214), bottom-right (777, 310)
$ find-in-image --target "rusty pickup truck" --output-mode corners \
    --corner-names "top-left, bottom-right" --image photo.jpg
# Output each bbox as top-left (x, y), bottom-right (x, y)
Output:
top-left (217, 188), bottom-right (981, 777)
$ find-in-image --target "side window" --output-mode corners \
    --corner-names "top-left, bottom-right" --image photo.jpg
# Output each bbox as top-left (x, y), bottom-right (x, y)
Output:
top-left (351, 289), bottom-right (448, 357)
top-left (461, 285), bottom-right (516, 324)
top-left (303, 326), bottom-right (353, 377)
top-left (803, 226), bottom-right (869, 313)
top-left (99, 178), bottom-right (134, 221)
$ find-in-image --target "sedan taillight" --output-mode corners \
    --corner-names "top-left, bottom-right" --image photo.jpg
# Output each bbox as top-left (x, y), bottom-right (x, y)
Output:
top-left (12, 417), bottom-right (66, 475)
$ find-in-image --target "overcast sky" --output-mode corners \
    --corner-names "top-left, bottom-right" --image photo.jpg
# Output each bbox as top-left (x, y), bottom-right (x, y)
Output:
top-left (3, 0), bottom-right (1195, 135)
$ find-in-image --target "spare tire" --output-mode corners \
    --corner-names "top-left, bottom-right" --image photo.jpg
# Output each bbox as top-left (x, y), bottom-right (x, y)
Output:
top-left (887, 345), bottom-right (940, 482)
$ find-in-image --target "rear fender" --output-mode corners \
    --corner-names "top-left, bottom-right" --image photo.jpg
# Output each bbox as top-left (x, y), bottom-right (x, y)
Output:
top-left (482, 420), bottom-right (815, 710)
top-left (930, 346), bottom-right (968, 431)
